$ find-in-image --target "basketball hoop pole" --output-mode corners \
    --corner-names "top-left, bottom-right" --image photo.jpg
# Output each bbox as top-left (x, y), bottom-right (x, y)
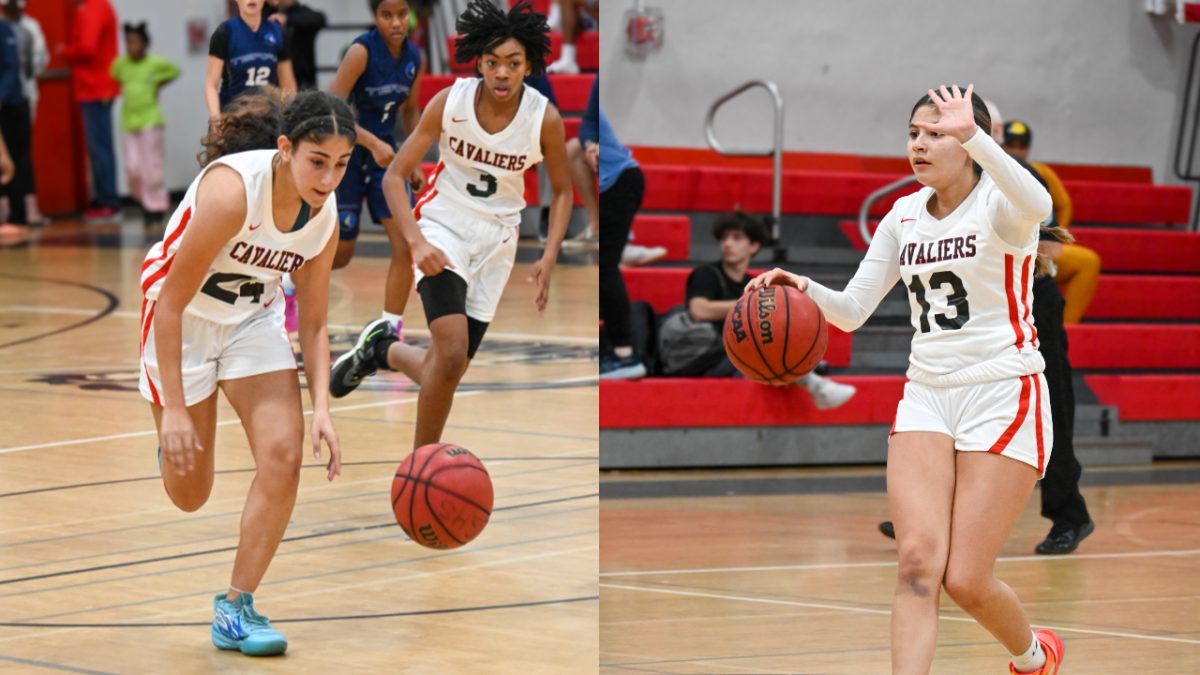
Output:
top-left (704, 80), bottom-right (786, 261)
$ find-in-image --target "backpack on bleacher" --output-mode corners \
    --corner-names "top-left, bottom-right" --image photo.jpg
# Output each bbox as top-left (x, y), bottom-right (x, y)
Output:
top-left (657, 306), bottom-right (725, 376)
top-left (656, 266), bottom-right (736, 376)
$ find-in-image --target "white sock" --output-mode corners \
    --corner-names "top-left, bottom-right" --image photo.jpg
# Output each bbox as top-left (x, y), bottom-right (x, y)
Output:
top-left (381, 310), bottom-right (403, 332)
top-left (799, 371), bottom-right (820, 391)
top-left (1010, 632), bottom-right (1046, 673)
top-left (559, 44), bottom-right (576, 63)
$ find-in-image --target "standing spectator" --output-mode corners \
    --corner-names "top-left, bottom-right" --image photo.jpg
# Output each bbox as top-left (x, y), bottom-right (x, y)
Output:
top-left (590, 77), bottom-right (646, 380)
top-left (4, 1), bottom-right (46, 225)
top-left (1003, 119), bottom-right (1102, 324)
top-left (546, 0), bottom-right (596, 73)
top-left (0, 14), bottom-right (33, 231)
top-left (61, 0), bottom-right (121, 222)
top-left (265, 0), bottom-right (326, 90)
top-left (111, 22), bottom-right (179, 227)
top-left (206, 0), bottom-right (296, 118)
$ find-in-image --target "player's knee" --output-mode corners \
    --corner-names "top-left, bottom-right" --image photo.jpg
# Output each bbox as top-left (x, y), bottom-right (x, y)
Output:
top-left (333, 240), bottom-right (356, 269)
top-left (167, 480), bottom-right (213, 513)
top-left (942, 564), bottom-right (989, 611)
top-left (432, 344), bottom-right (470, 377)
top-left (566, 137), bottom-right (583, 160)
top-left (256, 442), bottom-right (303, 489)
top-left (1081, 246), bottom-right (1102, 274)
top-left (895, 540), bottom-right (944, 598)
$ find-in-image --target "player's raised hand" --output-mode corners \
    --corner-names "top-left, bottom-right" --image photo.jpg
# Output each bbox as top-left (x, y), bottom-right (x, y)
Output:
top-left (745, 268), bottom-right (808, 294)
top-left (912, 84), bottom-right (979, 144)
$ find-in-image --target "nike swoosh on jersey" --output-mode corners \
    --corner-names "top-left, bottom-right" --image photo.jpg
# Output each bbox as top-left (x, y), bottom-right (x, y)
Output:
top-left (451, 117), bottom-right (468, 123)
top-left (249, 223), bottom-right (262, 230)
top-left (900, 218), bottom-right (916, 223)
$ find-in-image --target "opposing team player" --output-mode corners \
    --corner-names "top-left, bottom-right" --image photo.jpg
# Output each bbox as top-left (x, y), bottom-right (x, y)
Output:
top-left (205, 0), bottom-right (297, 118)
top-left (748, 85), bottom-right (1064, 675)
top-left (139, 90), bottom-right (352, 656)
top-left (328, 0), bottom-right (426, 337)
top-left (329, 0), bottom-right (571, 451)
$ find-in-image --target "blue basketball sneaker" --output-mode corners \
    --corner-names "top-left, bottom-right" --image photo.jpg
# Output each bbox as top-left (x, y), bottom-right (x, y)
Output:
top-left (211, 592), bottom-right (287, 656)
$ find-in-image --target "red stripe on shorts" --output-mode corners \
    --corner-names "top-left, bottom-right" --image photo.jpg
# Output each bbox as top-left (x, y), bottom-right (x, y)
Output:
top-left (140, 299), bottom-right (161, 406)
top-left (1004, 254), bottom-right (1025, 349)
top-left (988, 375), bottom-right (1031, 455)
top-left (1033, 373), bottom-right (1045, 473)
top-left (414, 188), bottom-right (439, 221)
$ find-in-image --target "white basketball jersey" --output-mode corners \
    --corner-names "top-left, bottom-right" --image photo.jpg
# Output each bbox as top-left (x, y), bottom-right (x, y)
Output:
top-left (421, 77), bottom-right (548, 227)
top-left (888, 176), bottom-right (1044, 385)
top-left (140, 150), bottom-right (337, 325)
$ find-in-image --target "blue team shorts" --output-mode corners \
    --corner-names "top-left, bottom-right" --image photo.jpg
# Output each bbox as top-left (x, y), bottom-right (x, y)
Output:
top-left (335, 144), bottom-right (415, 240)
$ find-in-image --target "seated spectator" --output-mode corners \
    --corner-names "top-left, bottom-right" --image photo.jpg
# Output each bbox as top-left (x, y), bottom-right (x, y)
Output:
top-left (682, 211), bottom-right (856, 409)
top-left (1003, 119), bottom-right (1101, 324)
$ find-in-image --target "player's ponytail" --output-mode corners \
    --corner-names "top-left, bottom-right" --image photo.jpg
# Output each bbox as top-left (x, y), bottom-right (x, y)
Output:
top-left (197, 87), bottom-right (287, 166)
top-left (198, 89), bottom-right (356, 167)
top-left (1036, 224), bottom-right (1075, 277)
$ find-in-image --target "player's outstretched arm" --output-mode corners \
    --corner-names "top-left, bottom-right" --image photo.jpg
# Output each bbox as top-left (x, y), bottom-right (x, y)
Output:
top-left (382, 88), bottom-right (452, 277)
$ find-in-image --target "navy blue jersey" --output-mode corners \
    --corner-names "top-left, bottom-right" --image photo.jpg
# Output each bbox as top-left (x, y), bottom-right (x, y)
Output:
top-left (349, 29), bottom-right (420, 145)
top-left (210, 17), bottom-right (291, 110)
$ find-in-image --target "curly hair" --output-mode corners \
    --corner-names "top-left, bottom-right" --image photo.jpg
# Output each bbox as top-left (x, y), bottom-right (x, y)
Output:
top-left (712, 211), bottom-right (769, 246)
top-left (454, 0), bottom-right (551, 76)
top-left (198, 89), bottom-right (357, 166)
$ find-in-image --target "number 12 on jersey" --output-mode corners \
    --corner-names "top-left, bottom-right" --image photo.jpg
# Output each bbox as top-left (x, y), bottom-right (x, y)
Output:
top-left (907, 271), bottom-right (970, 333)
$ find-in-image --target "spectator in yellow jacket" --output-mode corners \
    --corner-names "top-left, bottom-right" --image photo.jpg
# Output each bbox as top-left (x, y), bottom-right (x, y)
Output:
top-left (1003, 120), bottom-right (1101, 324)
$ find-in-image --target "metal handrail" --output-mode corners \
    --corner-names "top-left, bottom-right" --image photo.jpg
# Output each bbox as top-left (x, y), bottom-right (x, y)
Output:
top-left (1174, 29), bottom-right (1200, 232)
top-left (704, 80), bottom-right (785, 259)
top-left (858, 175), bottom-right (919, 245)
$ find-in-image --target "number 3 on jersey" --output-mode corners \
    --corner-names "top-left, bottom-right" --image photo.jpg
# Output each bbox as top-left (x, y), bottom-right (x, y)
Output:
top-left (907, 271), bottom-right (970, 333)
top-left (467, 171), bottom-right (497, 198)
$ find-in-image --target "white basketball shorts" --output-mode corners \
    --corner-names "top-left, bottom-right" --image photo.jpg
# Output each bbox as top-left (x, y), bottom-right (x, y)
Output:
top-left (138, 299), bottom-right (297, 407)
top-left (891, 375), bottom-right (1054, 477)
top-left (412, 194), bottom-right (519, 323)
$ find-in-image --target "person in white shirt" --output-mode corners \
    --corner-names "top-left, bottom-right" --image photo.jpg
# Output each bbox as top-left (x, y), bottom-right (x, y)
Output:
top-left (140, 89), bottom-right (352, 657)
top-left (749, 85), bottom-right (1064, 675)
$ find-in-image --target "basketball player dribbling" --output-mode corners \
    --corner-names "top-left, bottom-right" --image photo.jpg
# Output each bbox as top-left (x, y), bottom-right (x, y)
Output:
top-left (749, 85), bottom-right (1064, 674)
top-left (329, 0), bottom-right (572, 452)
top-left (139, 90), bottom-right (352, 656)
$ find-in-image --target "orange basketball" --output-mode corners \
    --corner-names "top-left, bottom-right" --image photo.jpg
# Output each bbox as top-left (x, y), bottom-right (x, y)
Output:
top-left (391, 443), bottom-right (494, 549)
top-left (723, 284), bottom-right (828, 384)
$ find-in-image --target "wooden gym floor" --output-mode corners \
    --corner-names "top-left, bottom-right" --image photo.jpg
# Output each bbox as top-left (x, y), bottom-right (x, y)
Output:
top-left (601, 464), bottom-right (1200, 674)
top-left (0, 221), bottom-right (598, 673)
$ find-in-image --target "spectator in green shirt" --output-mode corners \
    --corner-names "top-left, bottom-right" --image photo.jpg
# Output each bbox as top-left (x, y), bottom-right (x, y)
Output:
top-left (111, 22), bottom-right (179, 226)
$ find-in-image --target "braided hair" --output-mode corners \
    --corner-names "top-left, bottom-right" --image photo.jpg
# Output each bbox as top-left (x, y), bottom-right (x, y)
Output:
top-left (454, 0), bottom-right (551, 76)
top-left (198, 89), bottom-right (356, 166)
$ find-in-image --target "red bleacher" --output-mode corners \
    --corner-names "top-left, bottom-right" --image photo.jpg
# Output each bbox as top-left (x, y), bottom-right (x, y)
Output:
top-left (1066, 325), bottom-right (1200, 369)
top-left (643, 165), bottom-right (1191, 226)
top-left (630, 215), bottom-right (690, 261)
top-left (620, 267), bottom-right (853, 367)
top-left (419, 73), bottom-right (594, 112)
top-left (447, 31), bottom-right (598, 74)
top-left (1085, 375), bottom-right (1200, 420)
top-left (600, 377), bottom-right (906, 428)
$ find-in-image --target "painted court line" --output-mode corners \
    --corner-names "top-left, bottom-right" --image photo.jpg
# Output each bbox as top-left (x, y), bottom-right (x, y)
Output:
top-left (600, 583), bottom-right (1200, 646)
top-left (0, 374), bottom-right (598, 456)
top-left (599, 547), bottom-right (1200, 577)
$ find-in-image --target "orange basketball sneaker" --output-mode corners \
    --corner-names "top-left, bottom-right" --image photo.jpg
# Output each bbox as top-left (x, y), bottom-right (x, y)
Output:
top-left (1009, 628), bottom-right (1064, 674)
